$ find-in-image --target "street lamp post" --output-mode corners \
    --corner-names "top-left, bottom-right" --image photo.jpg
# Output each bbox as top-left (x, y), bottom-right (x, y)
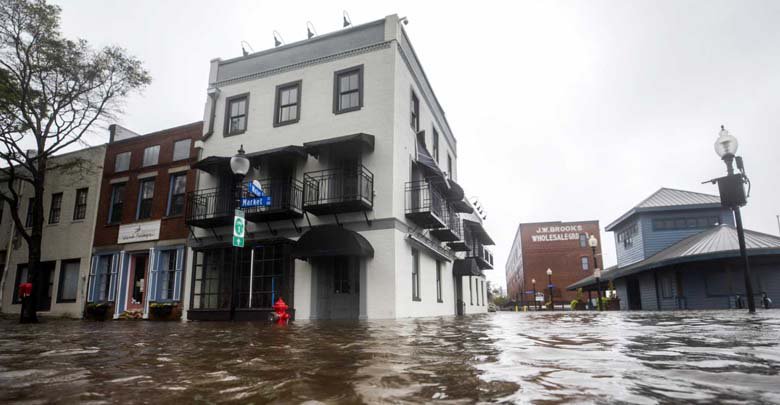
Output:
top-left (714, 127), bottom-right (755, 313)
top-left (546, 268), bottom-right (553, 311)
top-left (532, 278), bottom-right (537, 311)
top-left (229, 145), bottom-right (250, 320)
top-left (589, 234), bottom-right (603, 311)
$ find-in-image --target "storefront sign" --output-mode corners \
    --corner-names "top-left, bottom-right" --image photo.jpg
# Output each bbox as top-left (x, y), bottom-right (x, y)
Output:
top-left (117, 220), bottom-right (161, 244)
top-left (531, 224), bottom-right (584, 243)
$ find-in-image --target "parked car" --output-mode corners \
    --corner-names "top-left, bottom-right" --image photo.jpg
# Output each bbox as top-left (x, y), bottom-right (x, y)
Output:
top-left (488, 303), bottom-right (498, 312)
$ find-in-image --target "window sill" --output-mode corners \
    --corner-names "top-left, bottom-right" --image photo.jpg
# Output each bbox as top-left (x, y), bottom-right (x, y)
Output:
top-left (224, 130), bottom-right (247, 138)
top-left (162, 215), bottom-right (184, 221)
top-left (334, 106), bottom-right (362, 115)
top-left (437, 299), bottom-right (443, 303)
top-left (56, 299), bottom-right (77, 304)
top-left (71, 219), bottom-right (85, 224)
top-left (46, 223), bottom-right (59, 227)
top-left (412, 297), bottom-right (421, 302)
top-left (273, 119), bottom-right (300, 128)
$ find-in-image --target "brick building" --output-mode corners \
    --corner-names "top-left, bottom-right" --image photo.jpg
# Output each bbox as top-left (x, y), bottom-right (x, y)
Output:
top-left (506, 220), bottom-right (602, 307)
top-left (88, 122), bottom-right (201, 319)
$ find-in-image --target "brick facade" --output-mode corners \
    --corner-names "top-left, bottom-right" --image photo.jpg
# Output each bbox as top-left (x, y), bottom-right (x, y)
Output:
top-left (93, 122), bottom-right (202, 248)
top-left (506, 220), bottom-right (602, 306)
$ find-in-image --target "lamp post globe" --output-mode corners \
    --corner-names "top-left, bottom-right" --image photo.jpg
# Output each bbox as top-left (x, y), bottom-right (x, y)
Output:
top-left (588, 234), bottom-right (598, 248)
top-left (714, 126), bottom-right (738, 159)
top-left (230, 145), bottom-right (250, 176)
top-left (531, 278), bottom-right (536, 310)
top-left (546, 268), bottom-right (553, 311)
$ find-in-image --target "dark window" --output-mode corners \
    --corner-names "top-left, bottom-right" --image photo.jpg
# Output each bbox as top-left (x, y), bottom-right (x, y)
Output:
top-left (581, 256), bottom-right (589, 271)
top-left (142, 145), bottom-right (160, 167)
top-left (447, 155), bottom-right (453, 178)
top-left (579, 233), bottom-right (588, 248)
top-left (191, 248), bottom-right (234, 310)
top-left (435, 261), bottom-right (442, 303)
top-left (57, 259), bottom-right (80, 303)
top-left (225, 94), bottom-right (249, 135)
top-left (167, 173), bottom-right (187, 216)
top-left (661, 274), bottom-right (674, 298)
top-left (73, 188), bottom-right (88, 220)
top-left (114, 152), bottom-right (131, 172)
top-left (0, 201), bottom-right (4, 223)
top-left (274, 81), bottom-right (301, 126)
top-left (108, 183), bottom-right (126, 223)
top-left (137, 178), bottom-right (155, 219)
top-left (25, 198), bottom-right (34, 227)
top-left (412, 248), bottom-right (420, 301)
top-left (93, 255), bottom-right (113, 302)
top-left (410, 91), bottom-right (419, 131)
top-left (334, 65), bottom-right (363, 114)
top-left (158, 250), bottom-right (177, 300)
top-left (48, 193), bottom-right (62, 224)
top-left (652, 216), bottom-right (721, 231)
top-left (617, 223), bottom-right (638, 249)
top-left (432, 128), bottom-right (439, 163)
top-left (172, 139), bottom-right (191, 161)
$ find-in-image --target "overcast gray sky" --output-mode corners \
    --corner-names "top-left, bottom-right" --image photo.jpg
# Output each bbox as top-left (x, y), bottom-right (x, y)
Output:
top-left (52, 0), bottom-right (780, 290)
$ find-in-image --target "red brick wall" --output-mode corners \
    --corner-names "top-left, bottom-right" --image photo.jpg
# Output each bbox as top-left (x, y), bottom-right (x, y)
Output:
top-left (93, 122), bottom-right (202, 247)
top-left (510, 221), bottom-right (602, 306)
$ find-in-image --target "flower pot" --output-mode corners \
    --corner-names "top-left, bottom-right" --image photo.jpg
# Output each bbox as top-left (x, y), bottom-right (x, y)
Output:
top-left (85, 304), bottom-right (111, 321)
top-left (149, 305), bottom-right (177, 321)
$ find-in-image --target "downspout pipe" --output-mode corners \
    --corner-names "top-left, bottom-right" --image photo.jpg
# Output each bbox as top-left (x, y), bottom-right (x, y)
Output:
top-left (203, 87), bottom-right (220, 139)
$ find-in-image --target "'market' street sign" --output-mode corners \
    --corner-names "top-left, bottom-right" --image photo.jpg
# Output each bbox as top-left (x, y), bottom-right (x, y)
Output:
top-left (233, 209), bottom-right (245, 247)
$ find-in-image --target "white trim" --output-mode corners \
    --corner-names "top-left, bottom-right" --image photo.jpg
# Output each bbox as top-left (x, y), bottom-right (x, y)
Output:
top-left (248, 248), bottom-right (255, 308)
top-left (143, 248), bottom-right (154, 318)
top-left (168, 165), bottom-right (190, 174)
top-left (137, 171), bottom-right (158, 180)
top-left (110, 176), bottom-right (129, 184)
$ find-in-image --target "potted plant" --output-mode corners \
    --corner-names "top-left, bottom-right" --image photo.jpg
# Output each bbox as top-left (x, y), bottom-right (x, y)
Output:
top-left (85, 302), bottom-right (111, 321)
top-left (149, 302), bottom-right (176, 320)
top-left (570, 288), bottom-right (587, 310)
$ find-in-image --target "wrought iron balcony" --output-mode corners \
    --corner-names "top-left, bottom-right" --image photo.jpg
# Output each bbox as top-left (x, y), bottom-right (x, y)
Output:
top-left (303, 165), bottom-right (374, 215)
top-left (429, 204), bottom-right (462, 242)
top-left (405, 180), bottom-right (447, 229)
top-left (467, 241), bottom-right (494, 270)
top-left (185, 187), bottom-right (237, 228)
top-left (243, 178), bottom-right (304, 223)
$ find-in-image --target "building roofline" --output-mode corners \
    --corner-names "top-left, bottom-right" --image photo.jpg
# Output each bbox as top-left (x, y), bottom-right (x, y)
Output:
top-left (605, 187), bottom-right (722, 231)
top-left (108, 121), bottom-right (203, 146)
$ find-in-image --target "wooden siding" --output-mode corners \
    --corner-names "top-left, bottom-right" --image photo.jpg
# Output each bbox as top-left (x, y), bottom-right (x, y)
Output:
top-left (641, 208), bottom-right (734, 259)
top-left (615, 219), bottom-right (644, 268)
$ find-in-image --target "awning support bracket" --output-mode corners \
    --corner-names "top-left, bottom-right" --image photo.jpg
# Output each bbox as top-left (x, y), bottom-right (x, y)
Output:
top-left (265, 222), bottom-right (278, 236)
top-left (188, 226), bottom-right (200, 243)
top-left (334, 213), bottom-right (341, 227)
top-left (362, 210), bottom-right (372, 227)
top-left (290, 218), bottom-right (301, 233)
top-left (304, 212), bottom-right (312, 228)
top-left (209, 227), bottom-right (221, 241)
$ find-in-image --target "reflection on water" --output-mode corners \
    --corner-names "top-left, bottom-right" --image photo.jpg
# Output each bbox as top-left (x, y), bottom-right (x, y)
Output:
top-left (0, 311), bottom-right (779, 403)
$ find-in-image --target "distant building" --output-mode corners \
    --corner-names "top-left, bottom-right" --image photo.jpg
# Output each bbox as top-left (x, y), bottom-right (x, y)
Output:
top-left (569, 188), bottom-right (780, 310)
top-left (0, 145), bottom-right (106, 318)
top-left (506, 220), bottom-right (602, 307)
top-left (88, 122), bottom-right (201, 319)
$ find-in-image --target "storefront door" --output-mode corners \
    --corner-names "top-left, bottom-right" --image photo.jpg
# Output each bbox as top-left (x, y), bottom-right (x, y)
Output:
top-left (127, 253), bottom-right (148, 311)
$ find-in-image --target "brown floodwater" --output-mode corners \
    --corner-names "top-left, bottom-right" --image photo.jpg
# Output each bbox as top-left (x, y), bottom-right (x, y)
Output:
top-left (0, 310), bottom-right (779, 404)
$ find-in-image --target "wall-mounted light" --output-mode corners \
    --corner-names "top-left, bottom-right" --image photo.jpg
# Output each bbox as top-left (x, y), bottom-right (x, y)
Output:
top-left (343, 11), bottom-right (352, 27)
top-left (306, 21), bottom-right (317, 39)
top-left (273, 30), bottom-right (284, 47)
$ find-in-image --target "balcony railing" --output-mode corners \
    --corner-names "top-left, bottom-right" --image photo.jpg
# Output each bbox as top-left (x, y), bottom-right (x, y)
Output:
top-left (303, 165), bottom-right (374, 215)
top-left (243, 178), bottom-right (303, 222)
top-left (466, 240), bottom-right (494, 270)
top-left (405, 180), bottom-right (446, 229)
top-left (430, 204), bottom-right (462, 242)
top-left (186, 187), bottom-right (237, 228)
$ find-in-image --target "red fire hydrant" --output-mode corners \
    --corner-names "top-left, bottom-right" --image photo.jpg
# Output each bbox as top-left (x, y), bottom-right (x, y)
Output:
top-left (272, 298), bottom-right (290, 325)
top-left (18, 283), bottom-right (32, 299)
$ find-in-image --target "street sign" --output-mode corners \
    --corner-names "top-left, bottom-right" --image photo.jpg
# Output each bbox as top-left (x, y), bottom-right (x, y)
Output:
top-left (233, 209), bottom-right (245, 247)
top-left (240, 196), bottom-right (272, 208)
top-left (535, 292), bottom-right (544, 302)
top-left (248, 180), bottom-right (265, 197)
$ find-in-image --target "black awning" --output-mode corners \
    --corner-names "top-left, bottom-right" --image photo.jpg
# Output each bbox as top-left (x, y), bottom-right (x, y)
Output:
top-left (246, 145), bottom-right (307, 165)
top-left (303, 133), bottom-right (375, 157)
top-left (291, 225), bottom-right (374, 259)
top-left (192, 156), bottom-right (230, 174)
top-left (414, 138), bottom-right (446, 180)
top-left (452, 199), bottom-right (474, 214)
top-left (445, 178), bottom-right (465, 201)
top-left (453, 258), bottom-right (481, 277)
top-left (464, 219), bottom-right (495, 245)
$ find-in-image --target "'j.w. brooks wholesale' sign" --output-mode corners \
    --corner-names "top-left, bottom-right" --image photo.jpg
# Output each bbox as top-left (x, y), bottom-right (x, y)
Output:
top-left (117, 220), bottom-right (161, 244)
top-left (531, 224), bottom-right (584, 243)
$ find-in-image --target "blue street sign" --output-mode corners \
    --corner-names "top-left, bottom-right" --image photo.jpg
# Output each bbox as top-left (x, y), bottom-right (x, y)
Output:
top-left (548, 284), bottom-right (555, 288)
top-left (525, 290), bottom-right (535, 294)
top-left (248, 181), bottom-right (265, 197)
top-left (241, 196), bottom-right (272, 208)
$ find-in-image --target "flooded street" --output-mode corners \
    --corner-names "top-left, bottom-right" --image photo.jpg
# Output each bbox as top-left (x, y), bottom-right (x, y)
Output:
top-left (1, 311), bottom-right (779, 404)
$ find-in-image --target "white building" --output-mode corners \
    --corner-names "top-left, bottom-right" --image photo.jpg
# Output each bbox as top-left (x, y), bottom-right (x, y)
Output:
top-left (183, 15), bottom-right (494, 320)
top-left (0, 145), bottom-right (106, 318)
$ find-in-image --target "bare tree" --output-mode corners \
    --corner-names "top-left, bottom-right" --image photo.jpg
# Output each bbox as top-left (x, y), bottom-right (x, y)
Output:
top-left (0, 0), bottom-right (150, 322)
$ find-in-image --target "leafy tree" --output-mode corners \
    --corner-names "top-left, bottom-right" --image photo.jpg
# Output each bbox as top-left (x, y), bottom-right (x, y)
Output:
top-left (0, 0), bottom-right (150, 322)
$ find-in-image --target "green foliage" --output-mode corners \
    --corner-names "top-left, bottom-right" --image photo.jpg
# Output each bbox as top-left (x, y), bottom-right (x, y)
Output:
top-left (493, 295), bottom-right (509, 307)
top-left (570, 300), bottom-right (580, 310)
top-left (150, 302), bottom-right (175, 309)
